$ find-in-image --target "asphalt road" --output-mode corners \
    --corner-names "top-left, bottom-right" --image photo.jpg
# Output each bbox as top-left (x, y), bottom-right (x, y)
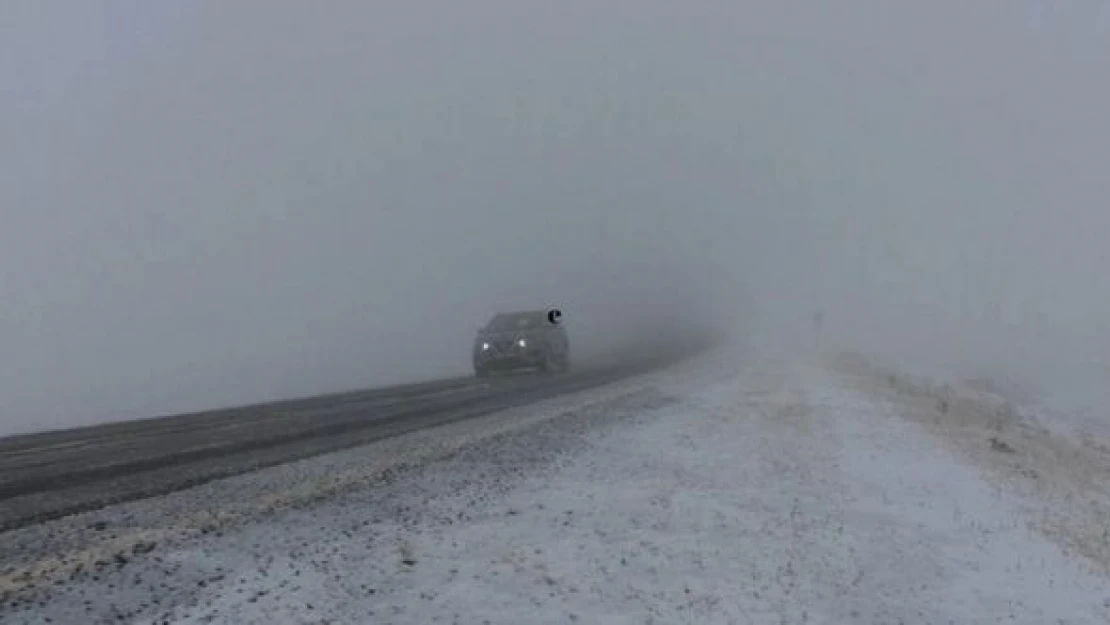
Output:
top-left (0, 342), bottom-right (706, 532)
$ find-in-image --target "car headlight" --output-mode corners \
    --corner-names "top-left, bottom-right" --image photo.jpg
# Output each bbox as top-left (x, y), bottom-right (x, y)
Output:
top-left (481, 342), bottom-right (490, 350)
top-left (517, 339), bottom-right (527, 347)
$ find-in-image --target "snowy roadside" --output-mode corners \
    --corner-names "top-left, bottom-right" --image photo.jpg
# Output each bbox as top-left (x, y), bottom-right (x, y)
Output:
top-left (5, 353), bottom-right (1110, 624)
top-left (831, 352), bottom-right (1110, 577)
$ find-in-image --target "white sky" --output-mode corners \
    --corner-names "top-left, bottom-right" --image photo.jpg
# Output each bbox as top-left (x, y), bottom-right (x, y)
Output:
top-left (2, 0), bottom-right (1109, 433)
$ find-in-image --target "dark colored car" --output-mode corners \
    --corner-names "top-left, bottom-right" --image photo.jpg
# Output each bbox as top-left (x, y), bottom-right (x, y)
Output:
top-left (473, 310), bottom-right (570, 377)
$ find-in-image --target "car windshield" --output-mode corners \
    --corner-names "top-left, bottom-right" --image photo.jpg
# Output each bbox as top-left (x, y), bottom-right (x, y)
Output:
top-left (486, 313), bottom-right (544, 331)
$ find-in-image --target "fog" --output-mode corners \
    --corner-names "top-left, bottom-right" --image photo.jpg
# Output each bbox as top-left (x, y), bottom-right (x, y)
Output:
top-left (2, 1), bottom-right (1108, 435)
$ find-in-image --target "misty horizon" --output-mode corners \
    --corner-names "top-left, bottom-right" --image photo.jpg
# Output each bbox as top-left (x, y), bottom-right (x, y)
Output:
top-left (3, 1), bottom-right (1109, 435)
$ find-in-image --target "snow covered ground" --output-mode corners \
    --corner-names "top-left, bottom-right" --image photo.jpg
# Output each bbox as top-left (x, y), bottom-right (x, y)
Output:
top-left (4, 352), bottom-right (1110, 624)
top-left (834, 353), bottom-right (1110, 584)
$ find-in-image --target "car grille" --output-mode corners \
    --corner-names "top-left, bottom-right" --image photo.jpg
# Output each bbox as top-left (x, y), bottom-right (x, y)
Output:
top-left (489, 339), bottom-right (515, 353)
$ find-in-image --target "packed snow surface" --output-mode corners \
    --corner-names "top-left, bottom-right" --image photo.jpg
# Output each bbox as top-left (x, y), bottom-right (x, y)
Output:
top-left (3, 355), bottom-right (1110, 624)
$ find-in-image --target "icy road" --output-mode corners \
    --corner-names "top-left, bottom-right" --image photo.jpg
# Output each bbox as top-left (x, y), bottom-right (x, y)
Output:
top-left (3, 351), bottom-right (1110, 624)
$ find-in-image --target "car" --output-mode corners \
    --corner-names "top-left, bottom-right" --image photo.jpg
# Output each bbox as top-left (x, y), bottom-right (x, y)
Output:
top-left (473, 310), bottom-right (570, 377)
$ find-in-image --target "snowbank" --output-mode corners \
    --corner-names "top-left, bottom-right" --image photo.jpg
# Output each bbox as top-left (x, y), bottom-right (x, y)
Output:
top-left (832, 351), bottom-right (1110, 578)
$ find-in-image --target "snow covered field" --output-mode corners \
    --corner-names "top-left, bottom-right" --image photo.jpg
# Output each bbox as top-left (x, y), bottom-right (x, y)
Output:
top-left (4, 353), bottom-right (1110, 624)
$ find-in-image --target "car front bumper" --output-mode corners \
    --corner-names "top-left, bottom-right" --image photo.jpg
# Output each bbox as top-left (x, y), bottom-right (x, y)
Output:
top-left (474, 346), bottom-right (545, 370)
